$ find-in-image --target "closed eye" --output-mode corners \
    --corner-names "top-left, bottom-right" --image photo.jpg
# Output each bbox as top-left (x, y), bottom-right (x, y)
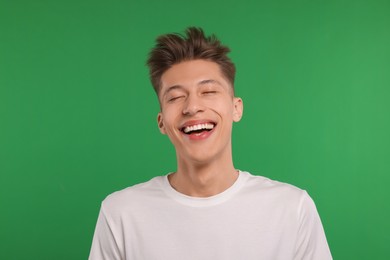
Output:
top-left (167, 95), bottom-right (185, 102)
top-left (203, 91), bottom-right (217, 95)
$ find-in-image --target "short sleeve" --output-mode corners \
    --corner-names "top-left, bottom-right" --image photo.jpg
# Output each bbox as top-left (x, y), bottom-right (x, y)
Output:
top-left (89, 204), bottom-right (122, 260)
top-left (294, 191), bottom-right (333, 260)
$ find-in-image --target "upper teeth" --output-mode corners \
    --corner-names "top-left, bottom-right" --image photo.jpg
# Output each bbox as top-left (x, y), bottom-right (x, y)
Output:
top-left (183, 123), bottom-right (214, 133)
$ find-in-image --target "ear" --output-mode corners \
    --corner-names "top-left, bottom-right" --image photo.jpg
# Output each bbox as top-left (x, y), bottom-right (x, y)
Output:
top-left (232, 97), bottom-right (243, 122)
top-left (157, 112), bottom-right (166, 135)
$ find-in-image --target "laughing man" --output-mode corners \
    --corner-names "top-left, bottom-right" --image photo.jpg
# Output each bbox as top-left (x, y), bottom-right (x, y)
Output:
top-left (89, 27), bottom-right (332, 260)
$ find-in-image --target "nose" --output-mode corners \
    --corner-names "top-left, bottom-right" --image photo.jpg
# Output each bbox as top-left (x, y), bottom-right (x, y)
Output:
top-left (182, 94), bottom-right (204, 115)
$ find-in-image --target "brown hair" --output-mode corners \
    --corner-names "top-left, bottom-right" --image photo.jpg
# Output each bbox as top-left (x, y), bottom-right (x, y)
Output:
top-left (147, 27), bottom-right (236, 95)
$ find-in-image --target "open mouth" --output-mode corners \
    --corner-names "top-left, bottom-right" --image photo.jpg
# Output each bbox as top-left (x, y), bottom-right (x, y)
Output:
top-left (181, 123), bottom-right (215, 135)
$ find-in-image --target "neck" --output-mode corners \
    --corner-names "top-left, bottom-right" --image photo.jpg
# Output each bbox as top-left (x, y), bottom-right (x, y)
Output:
top-left (168, 154), bottom-right (238, 197)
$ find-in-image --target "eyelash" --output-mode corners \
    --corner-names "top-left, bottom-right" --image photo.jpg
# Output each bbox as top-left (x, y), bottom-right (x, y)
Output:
top-left (168, 96), bottom-right (184, 102)
top-left (167, 91), bottom-right (217, 103)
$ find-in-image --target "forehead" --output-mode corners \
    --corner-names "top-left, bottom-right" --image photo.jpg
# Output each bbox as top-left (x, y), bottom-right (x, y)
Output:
top-left (160, 60), bottom-right (229, 90)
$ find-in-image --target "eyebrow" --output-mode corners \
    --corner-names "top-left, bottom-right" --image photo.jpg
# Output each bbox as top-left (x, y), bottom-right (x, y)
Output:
top-left (198, 79), bottom-right (222, 86)
top-left (162, 85), bottom-right (183, 99)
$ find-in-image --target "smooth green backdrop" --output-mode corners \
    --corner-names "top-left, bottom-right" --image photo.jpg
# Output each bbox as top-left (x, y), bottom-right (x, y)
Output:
top-left (1, 0), bottom-right (389, 259)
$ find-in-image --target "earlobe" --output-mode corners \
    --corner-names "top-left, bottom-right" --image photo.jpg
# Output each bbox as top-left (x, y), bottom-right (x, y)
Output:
top-left (233, 98), bottom-right (243, 122)
top-left (157, 113), bottom-right (166, 135)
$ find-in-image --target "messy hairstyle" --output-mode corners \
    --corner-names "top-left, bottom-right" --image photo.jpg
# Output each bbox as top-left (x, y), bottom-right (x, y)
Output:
top-left (147, 27), bottom-right (236, 95)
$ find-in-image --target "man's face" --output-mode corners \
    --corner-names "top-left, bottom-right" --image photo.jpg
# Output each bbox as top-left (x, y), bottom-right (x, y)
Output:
top-left (157, 59), bottom-right (243, 164)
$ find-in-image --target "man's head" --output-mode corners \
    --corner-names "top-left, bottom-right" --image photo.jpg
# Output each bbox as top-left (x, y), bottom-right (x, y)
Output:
top-left (147, 27), bottom-right (236, 97)
top-left (146, 28), bottom-right (243, 165)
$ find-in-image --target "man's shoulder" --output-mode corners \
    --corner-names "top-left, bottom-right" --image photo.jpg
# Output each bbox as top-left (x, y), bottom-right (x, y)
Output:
top-left (241, 171), bottom-right (307, 202)
top-left (100, 175), bottom-right (166, 212)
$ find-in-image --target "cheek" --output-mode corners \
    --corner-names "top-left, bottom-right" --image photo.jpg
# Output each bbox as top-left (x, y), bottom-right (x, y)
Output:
top-left (160, 110), bottom-right (181, 133)
top-left (210, 100), bottom-right (235, 117)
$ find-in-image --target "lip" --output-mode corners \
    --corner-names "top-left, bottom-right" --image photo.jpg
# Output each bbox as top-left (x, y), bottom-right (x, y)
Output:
top-left (179, 119), bottom-right (217, 141)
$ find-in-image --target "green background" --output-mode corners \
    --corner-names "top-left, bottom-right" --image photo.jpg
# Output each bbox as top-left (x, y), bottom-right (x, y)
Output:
top-left (1, 0), bottom-right (389, 259)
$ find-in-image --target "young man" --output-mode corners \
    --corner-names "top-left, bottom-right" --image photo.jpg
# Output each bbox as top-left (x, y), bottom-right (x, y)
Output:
top-left (89, 27), bottom-right (332, 259)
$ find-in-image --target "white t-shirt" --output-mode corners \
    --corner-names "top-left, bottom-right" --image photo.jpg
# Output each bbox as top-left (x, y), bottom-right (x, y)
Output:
top-left (89, 171), bottom-right (332, 260)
